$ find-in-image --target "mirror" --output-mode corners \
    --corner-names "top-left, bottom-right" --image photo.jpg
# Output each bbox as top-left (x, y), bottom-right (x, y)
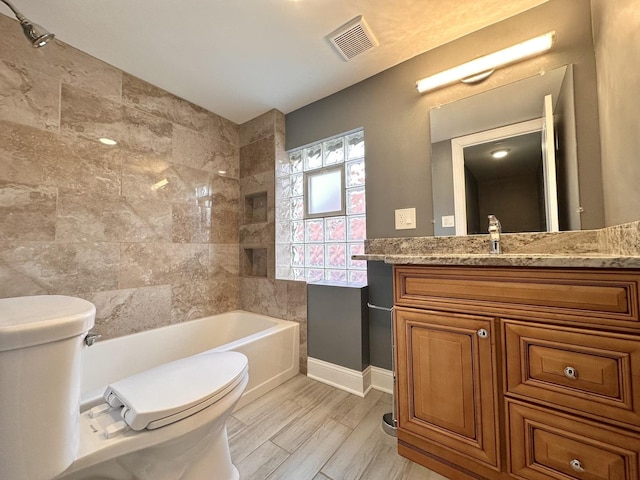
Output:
top-left (431, 64), bottom-right (591, 236)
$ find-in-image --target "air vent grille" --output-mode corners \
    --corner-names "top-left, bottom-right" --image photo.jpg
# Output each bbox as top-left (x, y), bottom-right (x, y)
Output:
top-left (328, 16), bottom-right (379, 61)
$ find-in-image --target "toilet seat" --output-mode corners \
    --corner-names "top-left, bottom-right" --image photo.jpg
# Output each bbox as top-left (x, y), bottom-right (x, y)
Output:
top-left (102, 351), bottom-right (248, 431)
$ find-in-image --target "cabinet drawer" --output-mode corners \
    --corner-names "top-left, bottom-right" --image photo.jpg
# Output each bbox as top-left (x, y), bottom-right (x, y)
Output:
top-left (507, 400), bottom-right (640, 480)
top-left (503, 320), bottom-right (640, 429)
top-left (394, 267), bottom-right (640, 329)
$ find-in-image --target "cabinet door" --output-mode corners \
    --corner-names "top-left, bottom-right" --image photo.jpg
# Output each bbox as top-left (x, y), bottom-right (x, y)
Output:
top-left (395, 307), bottom-right (500, 470)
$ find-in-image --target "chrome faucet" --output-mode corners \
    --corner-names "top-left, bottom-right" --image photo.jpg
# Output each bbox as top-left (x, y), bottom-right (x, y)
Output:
top-left (488, 215), bottom-right (502, 254)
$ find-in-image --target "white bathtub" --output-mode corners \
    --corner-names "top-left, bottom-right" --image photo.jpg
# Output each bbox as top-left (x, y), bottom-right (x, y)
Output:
top-left (81, 310), bottom-right (299, 410)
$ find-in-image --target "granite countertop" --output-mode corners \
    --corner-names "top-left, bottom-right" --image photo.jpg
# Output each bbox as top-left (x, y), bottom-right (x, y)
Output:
top-left (354, 253), bottom-right (640, 269)
top-left (356, 221), bottom-right (640, 269)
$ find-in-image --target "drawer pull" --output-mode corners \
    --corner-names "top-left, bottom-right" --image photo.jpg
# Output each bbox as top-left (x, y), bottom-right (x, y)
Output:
top-left (564, 366), bottom-right (578, 380)
top-left (569, 459), bottom-right (585, 473)
top-left (477, 328), bottom-right (489, 339)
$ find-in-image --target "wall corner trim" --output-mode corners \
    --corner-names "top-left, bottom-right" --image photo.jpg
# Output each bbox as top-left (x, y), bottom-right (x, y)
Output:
top-left (307, 357), bottom-right (392, 396)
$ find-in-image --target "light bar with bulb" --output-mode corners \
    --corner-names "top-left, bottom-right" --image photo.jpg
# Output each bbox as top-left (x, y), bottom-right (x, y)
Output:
top-left (416, 31), bottom-right (555, 94)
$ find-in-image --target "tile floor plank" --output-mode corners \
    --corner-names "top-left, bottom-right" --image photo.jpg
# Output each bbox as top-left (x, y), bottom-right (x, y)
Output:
top-left (266, 418), bottom-right (351, 480)
top-left (321, 400), bottom-right (390, 480)
top-left (228, 375), bottom-right (451, 480)
top-left (235, 440), bottom-right (289, 480)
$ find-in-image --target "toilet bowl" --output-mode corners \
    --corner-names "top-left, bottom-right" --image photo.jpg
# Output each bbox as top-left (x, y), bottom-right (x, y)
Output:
top-left (0, 295), bottom-right (248, 480)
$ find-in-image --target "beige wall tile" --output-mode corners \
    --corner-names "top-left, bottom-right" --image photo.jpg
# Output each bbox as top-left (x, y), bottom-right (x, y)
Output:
top-left (172, 203), bottom-right (212, 243)
top-left (60, 84), bottom-right (173, 156)
top-left (209, 113), bottom-right (240, 147)
top-left (210, 243), bottom-right (241, 276)
top-left (119, 242), bottom-right (209, 289)
top-left (81, 285), bottom-right (173, 339)
top-left (0, 241), bottom-right (120, 297)
top-left (0, 59), bottom-right (60, 131)
top-left (57, 190), bottom-right (172, 243)
top-left (211, 207), bottom-right (240, 244)
top-left (0, 181), bottom-right (56, 241)
top-left (172, 124), bottom-right (239, 177)
top-left (239, 110), bottom-right (277, 147)
top-left (123, 73), bottom-right (210, 131)
top-left (240, 135), bottom-right (276, 178)
top-left (122, 155), bottom-right (212, 204)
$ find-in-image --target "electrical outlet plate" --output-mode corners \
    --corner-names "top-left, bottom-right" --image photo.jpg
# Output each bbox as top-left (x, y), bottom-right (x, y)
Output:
top-left (395, 208), bottom-right (416, 230)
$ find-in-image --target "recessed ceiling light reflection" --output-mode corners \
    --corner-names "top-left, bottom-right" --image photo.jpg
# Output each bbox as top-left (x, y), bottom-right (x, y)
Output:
top-left (491, 149), bottom-right (510, 159)
top-left (99, 138), bottom-right (117, 146)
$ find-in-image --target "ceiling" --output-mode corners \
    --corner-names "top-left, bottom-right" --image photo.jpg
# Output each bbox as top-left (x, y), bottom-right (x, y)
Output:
top-left (4, 0), bottom-right (548, 124)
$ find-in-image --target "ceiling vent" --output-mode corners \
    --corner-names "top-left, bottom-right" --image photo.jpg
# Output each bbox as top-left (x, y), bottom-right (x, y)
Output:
top-left (328, 16), bottom-right (379, 61)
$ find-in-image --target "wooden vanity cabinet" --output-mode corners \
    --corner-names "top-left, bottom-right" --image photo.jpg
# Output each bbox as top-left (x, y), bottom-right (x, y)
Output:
top-left (393, 265), bottom-right (640, 480)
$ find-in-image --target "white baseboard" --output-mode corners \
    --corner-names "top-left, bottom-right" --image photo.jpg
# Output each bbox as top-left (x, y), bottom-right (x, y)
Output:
top-left (307, 357), bottom-right (393, 397)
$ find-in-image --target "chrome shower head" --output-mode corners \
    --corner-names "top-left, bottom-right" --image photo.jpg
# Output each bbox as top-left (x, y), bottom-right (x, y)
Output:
top-left (1, 0), bottom-right (55, 47)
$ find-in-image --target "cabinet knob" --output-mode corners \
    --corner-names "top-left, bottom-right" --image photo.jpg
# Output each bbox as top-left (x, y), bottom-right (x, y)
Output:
top-left (564, 366), bottom-right (578, 380)
top-left (569, 459), bottom-right (585, 472)
top-left (477, 328), bottom-right (489, 339)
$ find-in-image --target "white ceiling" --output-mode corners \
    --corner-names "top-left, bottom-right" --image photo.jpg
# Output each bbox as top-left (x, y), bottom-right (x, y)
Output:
top-left (5, 0), bottom-right (548, 124)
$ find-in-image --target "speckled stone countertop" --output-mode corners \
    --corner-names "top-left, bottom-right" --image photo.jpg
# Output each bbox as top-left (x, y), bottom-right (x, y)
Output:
top-left (355, 221), bottom-right (640, 269)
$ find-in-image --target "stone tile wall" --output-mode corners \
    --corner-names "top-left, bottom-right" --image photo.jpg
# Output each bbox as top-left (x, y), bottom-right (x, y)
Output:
top-left (239, 111), bottom-right (308, 372)
top-left (0, 13), bottom-right (241, 338)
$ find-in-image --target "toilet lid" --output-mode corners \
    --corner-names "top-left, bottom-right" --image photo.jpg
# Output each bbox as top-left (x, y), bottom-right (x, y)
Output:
top-left (103, 351), bottom-right (248, 431)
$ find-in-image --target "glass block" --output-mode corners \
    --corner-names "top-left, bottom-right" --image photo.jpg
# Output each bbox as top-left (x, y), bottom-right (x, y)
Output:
top-left (290, 197), bottom-right (304, 220)
top-left (276, 220), bottom-right (291, 244)
top-left (325, 216), bottom-right (346, 242)
top-left (291, 244), bottom-right (304, 267)
top-left (346, 159), bottom-right (365, 187)
top-left (305, 244), bottom-right (324, 267)
top-left (346, 187), bottom-right (366, 215)
top-left (306, 268), bottom-right (324, 283)
top-left (291, 220), bottom-right (304, 242)
top-left (276, 176), bottom-right (291, 200)
top-left (276, 159), bottom-right (291, 177)
top-left (303, 144), bottom-right (322, 170)
top-left (292, 267), bottom-right (305, 281)
top-left (347, 215), bottom-right (367, 241)
top-left (289, 150), bottom-right (303, 173)
top-left (348, 270), bottom-right (368, 284)
top-left (346, 131), bottom-right (364, 160)
top-left (323, 137), bottom-right (344, 166)
top-left (348, 243), bottom-right (367, 269)
top-left (277, 265), bottom-right (292, 280)
top-left (276, 244), bottom-right (291, 266)
top-left (276, 200), bottom-right (290, 223)
top-left (291, 173), bottom-right (303, 197)
top-left (325, 244), bottom-right (347, 268)
top-left (326, 269), bottom-right (347, 282)
top-left (305, 219), bottom-right (325, 243)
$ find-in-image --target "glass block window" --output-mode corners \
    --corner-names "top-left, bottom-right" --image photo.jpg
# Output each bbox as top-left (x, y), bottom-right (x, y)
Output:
top-left (276, 129), bottom-right (366, 284)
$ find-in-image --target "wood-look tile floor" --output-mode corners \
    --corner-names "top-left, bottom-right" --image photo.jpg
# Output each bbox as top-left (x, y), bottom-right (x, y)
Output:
top-left (228, 374), bottom-right (450, 480)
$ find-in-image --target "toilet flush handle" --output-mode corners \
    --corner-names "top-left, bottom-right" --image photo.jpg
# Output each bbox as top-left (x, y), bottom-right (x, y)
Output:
top-left (85, 332), bottom-right (102, 346)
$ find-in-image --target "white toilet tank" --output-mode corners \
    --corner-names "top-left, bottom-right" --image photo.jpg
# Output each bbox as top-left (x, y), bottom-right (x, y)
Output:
top-left (0, 295), bottom-right (95, 480)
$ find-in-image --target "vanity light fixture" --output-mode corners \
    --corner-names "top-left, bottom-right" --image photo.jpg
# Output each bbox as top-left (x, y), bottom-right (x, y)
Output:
top-left (491, 149), bottom-right (510, 159)
top-left (99, 137), bottom-right (117, 146)
top-left (416, 31), bottom-right (555, 94)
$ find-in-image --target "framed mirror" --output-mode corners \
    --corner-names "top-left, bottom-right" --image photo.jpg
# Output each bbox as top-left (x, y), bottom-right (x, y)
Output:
top-left (431, 65), bottom-right (584, 236)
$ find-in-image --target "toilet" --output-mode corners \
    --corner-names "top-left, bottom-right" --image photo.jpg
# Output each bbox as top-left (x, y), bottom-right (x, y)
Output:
top-left (0, 295), bottom-right (248, 480)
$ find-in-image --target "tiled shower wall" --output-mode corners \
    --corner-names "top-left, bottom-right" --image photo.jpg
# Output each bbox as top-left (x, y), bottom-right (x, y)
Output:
top-left (0, 13), bottom-right (241, 338)
top-left (239, 111), bottom-right (308, 373)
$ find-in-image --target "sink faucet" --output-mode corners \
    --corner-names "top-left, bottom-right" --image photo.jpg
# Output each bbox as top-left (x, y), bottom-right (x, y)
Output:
top-left (488, 215), bottom-right (502, 254)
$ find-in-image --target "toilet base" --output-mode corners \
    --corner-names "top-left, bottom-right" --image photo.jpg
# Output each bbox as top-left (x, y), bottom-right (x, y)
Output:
top-left (56, 374), bottom-right (248, 480)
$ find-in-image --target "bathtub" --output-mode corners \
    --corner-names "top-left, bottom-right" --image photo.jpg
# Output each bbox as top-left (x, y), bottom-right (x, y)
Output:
top-left (80, 310), bottom-right (299, 410)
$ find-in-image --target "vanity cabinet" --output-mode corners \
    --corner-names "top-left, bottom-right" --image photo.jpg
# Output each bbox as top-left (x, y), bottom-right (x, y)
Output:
top-left (393, 265), bottom-right (640, 480)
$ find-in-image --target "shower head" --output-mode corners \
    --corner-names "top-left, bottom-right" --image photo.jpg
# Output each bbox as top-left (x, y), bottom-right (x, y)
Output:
top-left (1, 0), bottom-right (55, 47)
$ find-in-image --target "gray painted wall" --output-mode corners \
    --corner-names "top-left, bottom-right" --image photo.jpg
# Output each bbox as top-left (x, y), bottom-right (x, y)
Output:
top-left (286, 0), bottom-right (603, 239)
top-left (592, 0), bottom-right (640, 226)
top-left (307, 283), bottom-right (369, 371)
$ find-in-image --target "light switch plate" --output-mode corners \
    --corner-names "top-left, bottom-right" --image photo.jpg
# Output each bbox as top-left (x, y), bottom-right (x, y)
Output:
top-left (395, 208), bottom-right (416, 230)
